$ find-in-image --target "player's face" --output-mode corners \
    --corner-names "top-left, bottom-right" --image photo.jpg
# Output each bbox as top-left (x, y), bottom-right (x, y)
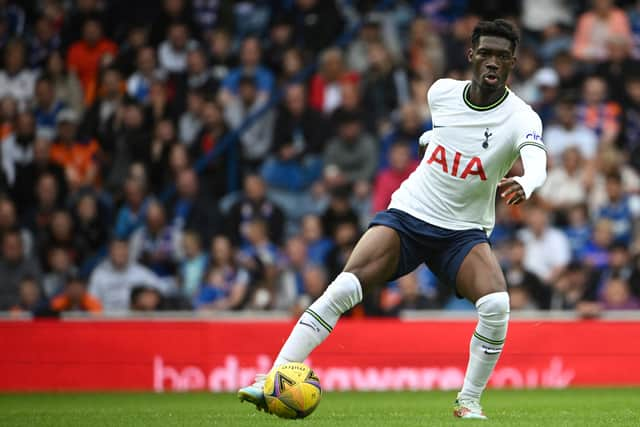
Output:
top-left (468, 36), bottom-right (516, 90)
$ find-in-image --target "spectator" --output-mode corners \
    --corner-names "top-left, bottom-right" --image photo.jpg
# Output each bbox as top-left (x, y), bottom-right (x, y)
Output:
top-left (126, 46), bottom-right (164, 104)
top-left (178, 230), bottom-right (207, 299)
top-left (27, 14), bottom-right (61, 69)
top-left (195, 235), bottom-right (250, 310)
top-left (38, 210), bottom-right (76, 268)
top-left (42, 246), bottom-right (77, 298)
top-left (538, 147), bottom-right (588, 213)
top-left (585, 243), bottom-right (633, 301)
top-left (325, 220), bottom-right (359, 281)
top-left (49, 109), bottom-right (100, 192)
top-left (579, 218), bottom-right (614, 270)
top-left (158, 21), bottom-right (198, 75)
top-left (190, 100), bottom-right (229, 198)
top-left (88, 239), bottom-right (160, 312)
top-left (309, 48), bottom-right (359, 115)
top-left (564, 204), bottom-right (592, 262)
top-left (0, 39), bottom-right (36, 107)
top-left (0, 197), bottom-right (33, 257)
top-left (66, 18), bottom-right (118, 105)
top-left (178, 89), bottom-right (205, 147)
top-left (595, 36), bottom-right (639, 104)
top-left (113, 26), bottom-right (150, 78)
top-left (361, 42), bottom-right (410, 135)
top-left (114, 177), bottom-right (151, 239)
top-left (32, 75), bottom-right (66, 139)
top-left (0, 230), bottom-right (42, 310)
top-left (621, 74), bottom-right (640, 169)
top-left (224, 74), bottom-right (275, 172)
top-left (532, 67), bottom-right (560, 125)
top-left (220, 36), bottom-right (275, 104)
top-left (238, 219), bottom-right (280, 310)
top-left (207, 29), bottom-right (237, 83)
top-left (544, 94), bottom-right (599, 166)
top-left (321, 184), bottom-right (360, 239)
top-left (275, 236), bottom-right (309, 310)
top-left (572, 0), bottom-right (632, 62)
top-left (372, 142), bottom-right (419, 213)
top-left (44, 50), bottom-right (84, 115)
top-left (72, 191), bottom-right (109, 267)
top-left (149, 0), bottom-right (198, 46)
top-left (50, 275), bottom-right (102, 313)
top-left (589, 148), bottom-right (640, 214)
top-left (379, 103), bottom-right (427, 169)
top-left (599, 276), bottom-right (640, 309)
top-left (291, 0), bottom-right (344, 54)
top-left (518, 205), bottom-right (571, 284)
top-left (1, 112), bottom-right (36, 186)
top-left (578, 75), bottom-right (622, 146)
top-left (595, 171), bottom-right (640, 245)
top-left (10, 276), bottom-right (47, 314)
top-left (553, 50), bottom-right (584, 93)
top-left (272, 83), bottom-right (328, 158)
top-left (264, 16), bottom-right (295, 77)
top-left (23, 173), bottom-right (63, 236)
top-left (504, 238), bottom-right (549, 309)
top-left (292, 264), bottom-right (328, 317)
top-left (147, 119), bottom-right (177, 194)
top-left (551, 262), bottom-right (590, 310)
top-left (0, 96), bottom-right (17, 141)
top-left (168, 168), bottom-right (223, 242)
top-left (130, 286), bottom-right (164, 311)
top-left (278, 47), bottom-right (306, 83)
top-left (129, 200), bottom-right (183, 288)
top-left (227, 174), bottom-right (285, 246)
top-left (103, 102), bottom-right (150, 193)
top-left (406, 17), bottom-right (445, 79)
top-left (60, 0), bottom-right (103, 49)
top-left (11, 137), bottom-right (66, 215)
top-left (301, 214), bottom-right (333, 265)
top-left (324, 110), bottom-right (377, 184)
top-left (175, 48), bottom-right (218, 110)
top-left (79, 67), bottom-right (128, 146)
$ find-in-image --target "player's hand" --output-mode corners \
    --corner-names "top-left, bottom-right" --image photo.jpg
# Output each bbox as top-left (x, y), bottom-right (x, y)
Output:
top-left (498, 178), bottom-right (526, 205)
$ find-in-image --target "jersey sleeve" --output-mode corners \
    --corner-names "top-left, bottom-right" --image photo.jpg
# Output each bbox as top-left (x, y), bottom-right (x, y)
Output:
top-left (426, 78), bottom-right (451, 112)
top-left (513, 110), bottom-right (546, 153)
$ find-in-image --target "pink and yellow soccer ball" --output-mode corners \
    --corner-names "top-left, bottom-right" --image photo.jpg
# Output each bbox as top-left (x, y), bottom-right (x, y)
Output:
top-left (264, 362), bottom-right (322, 419)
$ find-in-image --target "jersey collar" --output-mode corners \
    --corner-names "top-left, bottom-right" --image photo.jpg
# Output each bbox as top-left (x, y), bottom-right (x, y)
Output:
top-left (463, 83), bottom-right (509, 112)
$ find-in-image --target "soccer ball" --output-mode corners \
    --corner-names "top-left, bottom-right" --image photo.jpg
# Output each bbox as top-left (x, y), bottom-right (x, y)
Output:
top-left (264, 362), bottom-right (322, 419)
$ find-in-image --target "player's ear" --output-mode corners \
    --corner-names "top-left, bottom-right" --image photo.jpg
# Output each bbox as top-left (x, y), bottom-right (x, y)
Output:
top-left (467, 48), bottom-right (473, 63)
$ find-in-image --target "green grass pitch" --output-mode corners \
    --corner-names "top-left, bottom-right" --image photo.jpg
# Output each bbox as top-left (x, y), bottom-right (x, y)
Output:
top-left (1, 388), bottom-right (639, 426)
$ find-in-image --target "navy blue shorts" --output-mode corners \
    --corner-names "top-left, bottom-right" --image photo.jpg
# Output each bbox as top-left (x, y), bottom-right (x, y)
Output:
top-left (369, 208), bottom-right (490, 289)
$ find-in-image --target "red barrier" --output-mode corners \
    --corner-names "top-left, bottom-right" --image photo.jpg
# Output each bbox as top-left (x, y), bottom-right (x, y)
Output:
top-left (1, 319), bottom-right (639, 391)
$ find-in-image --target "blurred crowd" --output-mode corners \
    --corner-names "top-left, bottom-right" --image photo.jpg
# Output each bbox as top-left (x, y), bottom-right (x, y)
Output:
top-left (1, 0), bottom-right (640, 317)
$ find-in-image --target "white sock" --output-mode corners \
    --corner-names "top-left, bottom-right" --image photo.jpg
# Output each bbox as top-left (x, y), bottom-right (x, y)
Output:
top-left (459, 291), bottom-right (510, 401)
top-left (273, 272), bottom-right (363, 367)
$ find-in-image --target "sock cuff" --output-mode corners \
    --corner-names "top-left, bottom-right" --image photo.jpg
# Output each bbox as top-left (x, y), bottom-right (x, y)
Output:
top-left (475, 291), bottom-right (509, 310)
top-left (337, 271), bottom-right (364, 303)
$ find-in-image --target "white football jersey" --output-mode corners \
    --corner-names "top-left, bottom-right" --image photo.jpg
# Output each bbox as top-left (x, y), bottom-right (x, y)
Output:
top-left (389, 78), bottom-right (545, 235)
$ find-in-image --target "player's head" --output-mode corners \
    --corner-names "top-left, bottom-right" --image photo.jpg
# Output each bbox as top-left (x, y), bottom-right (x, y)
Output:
top-left (468, 19), bottom-right (519, 90)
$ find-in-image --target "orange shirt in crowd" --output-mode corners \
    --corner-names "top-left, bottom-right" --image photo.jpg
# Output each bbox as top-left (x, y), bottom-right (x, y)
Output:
top-left (49, 139), bottom-right (100, 188)
top-left (50, 293), bottom-right (102, 313)
top-left (572, 8), bottom-right (632, 61)
top-left (66, 39), bottom-right (118, 105)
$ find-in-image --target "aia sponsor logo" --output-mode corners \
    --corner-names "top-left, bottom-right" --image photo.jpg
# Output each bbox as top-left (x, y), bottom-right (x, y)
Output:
top-left (426, 144), bottom-right (487, 181)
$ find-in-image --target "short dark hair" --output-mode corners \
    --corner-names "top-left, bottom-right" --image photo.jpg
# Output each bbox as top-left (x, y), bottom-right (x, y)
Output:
top-left (471, 19), bottom-right (519, 52)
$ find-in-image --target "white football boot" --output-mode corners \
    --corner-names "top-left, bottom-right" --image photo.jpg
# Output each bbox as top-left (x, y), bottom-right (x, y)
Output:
top-left (237, 374), bottom-right (269, 413)
top-left (453, 394), bottom-right (488, 420)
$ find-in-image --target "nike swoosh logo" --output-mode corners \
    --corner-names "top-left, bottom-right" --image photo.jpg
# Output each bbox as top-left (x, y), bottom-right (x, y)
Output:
top-left (483, 348), bottom-right (501, 355)
top-left (299, 320), bottom-right (320, 332)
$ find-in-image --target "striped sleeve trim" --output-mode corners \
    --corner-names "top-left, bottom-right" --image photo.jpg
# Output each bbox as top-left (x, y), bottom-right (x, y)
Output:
top-left (517, 141), bottom-right (547, 152)
top-left (473, 331), bottom-right (505, 346)
top-left (305, 309), bottom-right (333, 333)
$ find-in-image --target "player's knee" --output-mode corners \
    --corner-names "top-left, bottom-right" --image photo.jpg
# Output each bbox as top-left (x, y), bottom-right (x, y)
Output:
top-left (323, 272), bottom-right (363, 313)
top-left (476, 291), bottom-right (510, 323)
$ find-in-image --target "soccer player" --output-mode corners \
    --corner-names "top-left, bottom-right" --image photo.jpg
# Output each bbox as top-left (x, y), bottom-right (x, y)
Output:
top-left (239, 19), bottom-right (547, 419)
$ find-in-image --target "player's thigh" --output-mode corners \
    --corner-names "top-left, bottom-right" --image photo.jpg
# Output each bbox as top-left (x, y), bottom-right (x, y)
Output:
top-left (455, 242), bottom-right (507, 304)
top-left (343, 225), bottom-right (402, 289)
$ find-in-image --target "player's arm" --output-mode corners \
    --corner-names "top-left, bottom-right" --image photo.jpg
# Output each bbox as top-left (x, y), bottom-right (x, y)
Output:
top-left (418, 130), bottom-right (432, 159)
top-left (499, 115), bottom-right (547, 205)
top-left (499, 145), bottom-right (547, 205)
